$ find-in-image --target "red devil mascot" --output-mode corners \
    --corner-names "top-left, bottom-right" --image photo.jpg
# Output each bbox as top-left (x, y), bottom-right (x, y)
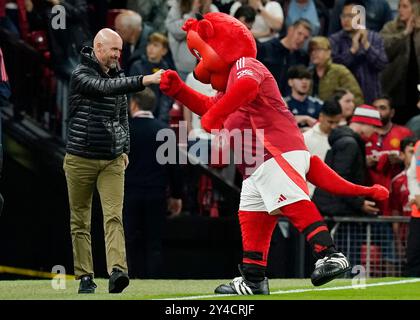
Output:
top-left (160, 12), bottom-right (388, 295)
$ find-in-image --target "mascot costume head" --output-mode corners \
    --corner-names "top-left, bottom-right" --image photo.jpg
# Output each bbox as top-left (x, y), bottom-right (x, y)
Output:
top-left (160, 12), bottom-right (389, 296)
top-left (183, 12), bottom-right (256, 92)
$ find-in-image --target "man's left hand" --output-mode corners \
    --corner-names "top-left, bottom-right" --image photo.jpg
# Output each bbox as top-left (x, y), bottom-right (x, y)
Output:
top-left (122, 153), bottom-right (129, 169)
top-left (168, 198), bottom-right (182, 217)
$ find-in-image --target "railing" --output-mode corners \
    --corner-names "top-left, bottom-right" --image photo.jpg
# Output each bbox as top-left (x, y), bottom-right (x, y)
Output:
top-left (325, 216), bottom-right (411, 278)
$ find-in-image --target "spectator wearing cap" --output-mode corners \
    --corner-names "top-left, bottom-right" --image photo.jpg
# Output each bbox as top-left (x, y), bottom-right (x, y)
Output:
top-left (284, 65), bottom-right (323, 130)
top-left (308, 36), bottom-right (364, 106)
top-left (329, 0), bottom-right (388, 104)
top-left (364, 96), bottom-right (414, 216)
top-left (313, 104), bottom-right (383, 217)
top-left (257, 18), bottom-right (311, 96)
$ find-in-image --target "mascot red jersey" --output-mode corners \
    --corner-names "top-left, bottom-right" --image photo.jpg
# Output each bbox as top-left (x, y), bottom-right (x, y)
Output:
top-left (160, 12), bottom-right (388, 295)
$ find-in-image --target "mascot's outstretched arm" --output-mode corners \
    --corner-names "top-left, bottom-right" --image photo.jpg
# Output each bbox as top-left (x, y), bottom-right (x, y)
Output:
top-left (160, 70), bottom-right (214, 116)
top-left (200, 77), bottom-right (259, 132)
top-left (307, 155), bottom-right (389, 201)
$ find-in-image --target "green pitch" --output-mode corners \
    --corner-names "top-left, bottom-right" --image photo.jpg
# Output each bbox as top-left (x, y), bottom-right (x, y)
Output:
top-left (0, 278), bottom-right (419, 300)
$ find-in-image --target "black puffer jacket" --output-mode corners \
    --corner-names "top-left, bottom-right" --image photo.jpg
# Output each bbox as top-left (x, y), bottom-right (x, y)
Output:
top-left (66, 46), bottom-right (145, 159)
top-left (313, 126), bottom-right (367, 216)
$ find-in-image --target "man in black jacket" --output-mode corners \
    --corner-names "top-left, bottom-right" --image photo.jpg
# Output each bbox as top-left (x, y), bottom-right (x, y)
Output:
top-left (313, 104), bottom-right (383, 216)
top-left (63, 28), bottom-right (162, 294)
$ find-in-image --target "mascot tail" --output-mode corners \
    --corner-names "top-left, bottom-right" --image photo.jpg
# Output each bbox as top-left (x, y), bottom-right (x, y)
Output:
top-left (307, 155), bottom-right (389, 201)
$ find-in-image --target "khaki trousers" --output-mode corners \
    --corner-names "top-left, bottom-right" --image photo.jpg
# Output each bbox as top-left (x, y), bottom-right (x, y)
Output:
top-left (63, 153), bottom-right (127, 278)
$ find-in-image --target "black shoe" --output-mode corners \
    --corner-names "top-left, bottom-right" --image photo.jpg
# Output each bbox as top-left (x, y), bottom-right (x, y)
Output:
top-left (311, 252), bottom-right (351, 286)
top-left (78, 275), bottom-right (97, 294)
top-left (214, 266), bottom-right (269, 295)
top-left (109, 268), bottom-right (129, 293)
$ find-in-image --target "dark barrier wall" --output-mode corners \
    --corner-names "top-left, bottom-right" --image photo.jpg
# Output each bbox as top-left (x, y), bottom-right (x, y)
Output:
top-left (0, 137), bottom-right (303, 280)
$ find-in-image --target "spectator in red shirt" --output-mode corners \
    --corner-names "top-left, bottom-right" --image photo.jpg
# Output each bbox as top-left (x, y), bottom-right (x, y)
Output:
top-left (365, 95), bottom-right (414, 215)
top-left (390, 136), bottom-right (417, 259)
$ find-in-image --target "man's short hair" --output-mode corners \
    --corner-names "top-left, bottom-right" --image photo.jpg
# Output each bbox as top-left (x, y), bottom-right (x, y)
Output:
top-left (373, 95), bottom-right (393, 109)
top-left (287, 65), bottom-right (312, 80)
top-left (131, 87), bottom-right (156, 112)
top-left (148, 32), bottom-right (169, 50)
top-left (320, 99), bottom-right (342, 117)
top-left (291, 18), bottom-right (313, 33)
top-left (343, 0), bottom-right (365, 8)
top-left (234, 5), bottom-right (257, 24)
top-left (400, 136), bottom-right (417, 152)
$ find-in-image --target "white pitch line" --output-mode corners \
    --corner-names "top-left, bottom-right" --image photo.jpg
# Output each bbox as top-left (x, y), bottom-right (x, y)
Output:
top-left (157, 278), bottom-right (420, 300)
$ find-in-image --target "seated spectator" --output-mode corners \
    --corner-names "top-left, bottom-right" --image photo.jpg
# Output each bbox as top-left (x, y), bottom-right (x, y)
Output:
top-left (257, 18), bottom-right (311, 96)
top-left (126, 0), bottom-right (169, 33)
top-left (129, 33), bottom-right (173, 123)
top-left (284, 65), bottom-right (323, 130)
top-left (329, 0), bottom-right (393, 34)
top-left (390, 137), bottom-right (417, 259)
top-left (313, 104), bottom-right (382, 216)
top-left (364, 95), bottom-right (414, 216)
top-left (115, 10), bottom-right (153, 73)
top-left (283, 0), bottom-right (330, 36)
top-left (329, 0), bottom-right (388, 104)
top-left (308, 36), bottom-right (364, 105)
top-left (124, 88), bottom-right (183, 279)
top-left (304, 98), bottom-right (342, 195)
top-left (234, 5), bottom-right (256, 30)
top-left (380, 0), bottom-right (420, 125)
top-left (166, 0), bottom-right (219, 80)
top-left (230, 0), bottom-right (284, 42)
top-left (333, 88), bottom-right (357, 125)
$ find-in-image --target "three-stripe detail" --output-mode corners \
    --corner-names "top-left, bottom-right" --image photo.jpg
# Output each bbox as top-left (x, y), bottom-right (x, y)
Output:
top-left (232, 277), bottom-right (254, 295)
top-left (236, 57), bottom-right (246, 70)
top-left (315, 254), bottom-right (349, 269)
